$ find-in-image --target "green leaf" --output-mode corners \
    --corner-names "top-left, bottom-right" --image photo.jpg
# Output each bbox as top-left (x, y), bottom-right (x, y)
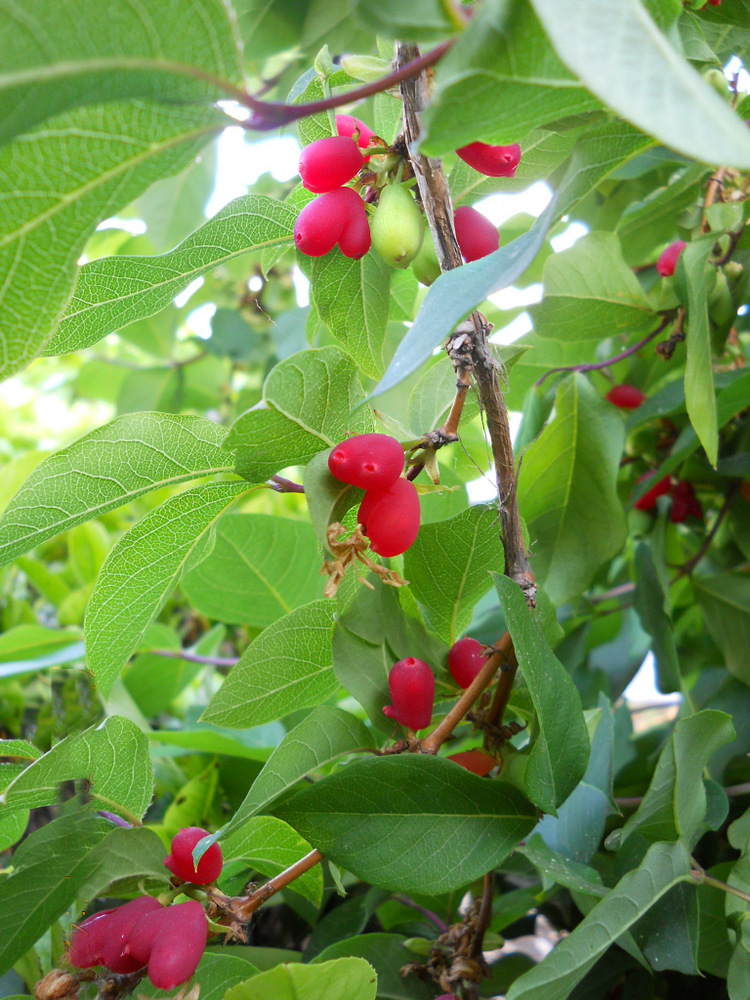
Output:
top-left (675, 236), bottom-right (718, 467)
top-left (310, 251), bottom-right (392, 380)
top-left (274, 754), bottom-right (537, 894)
top-left (403, 506), bottom-right (504, 644)
top-left (225, 957), bottom-right (377, 1000)
top-left (227, 347), bottom-right (372, 482)
top-left (0, 626), bottom-right (82, 668)
top-left (519, 834), bottom-right (607, 898)
top-left (633, 543), bottom-right (681, 694)
top-left (303, 451), bottom-right (362, 550)
top-left (181, 514), bottom-right (322, 628)
top-left (0, 413), bottom-right (233, 568)
top-left (0, 101), bottom-right (221, 381)
top-left (494, 574), bottom-right (590, 814)
top-left (353, 0), bottom-right (454, 40)
top-left (694, 573), bottom-right (750, 685)
top-left (506, 841), bottom-right (692, 1000)
top-left (49, 194), bottom-right (297, 356)
top-left (423, 0), bottom-right (600, 152)
top-left (312, 934), bottom-right (435, 1000)
top-left (201, 601), bottom-right (338, 728)
top-left (622, 710), bottom-right (735, 847)
top-left (517, 374), bottom-right (627, 605)
top-left (124, 624), bottom-right (223, 717)
top-left (222, 815), bottom-right (323, 906)
top-left (140, 952), bottom-right (261, 1000)
top-left (368, 197), bottom-right (556, 401)
top-left (0, 0), bottom-right (242, 146)
top-left (85, 482), bottom-right (252, 697)
top-left (0, 716), bottom-right (153, 822)
top-left (529, 0), bottom-right (750, 168)
top-left (406, 361), bottom-right (480, 435)
top-left (215, 707), bottom-right (377, 847)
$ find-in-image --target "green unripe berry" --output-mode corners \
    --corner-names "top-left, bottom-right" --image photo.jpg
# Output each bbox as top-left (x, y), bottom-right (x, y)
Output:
top-left (410, 228), bottom-right (441, 285)
top-left (371, 184), bottom-right (424, 269)
top-left (702, 67), bottom-right (730, 99)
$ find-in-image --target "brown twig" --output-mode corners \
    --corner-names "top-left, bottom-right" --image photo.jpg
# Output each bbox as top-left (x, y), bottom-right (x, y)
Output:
top-left (420, 633), bottom-right (514, 753)
top-left (394, 894), bottom-right (450, 933)
top-left (534, 316), bottom-right (672, 387)
top-left (229, 849), bottom-right (324, 921)
top-left (269, 474), bottom-right (305, 493)
top-left (471, 872), bottom-right (495, 960)
top-left (396, 43), bottom-right (535, 605)
top-left (655, 308), bottom-right (686, 361)
top-left (700, 168), bottom-right (728, 234)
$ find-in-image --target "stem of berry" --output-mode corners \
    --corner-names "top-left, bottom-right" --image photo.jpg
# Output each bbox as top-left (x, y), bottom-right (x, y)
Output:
top-left (396, 44), bottom-right (536, 606)
top-left (230, 849), bottom-right (324, 921)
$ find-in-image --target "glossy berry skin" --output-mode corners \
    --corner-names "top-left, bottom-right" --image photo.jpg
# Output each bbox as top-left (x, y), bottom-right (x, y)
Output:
top-left (453, 206), bottom-right (499, 262)
top-left (294, 188), bottom-right (370, 260)
top-left (125, 901), bottom-right (208, 990)
top-left (358, 477), bottom-right (421, 557)
top-left (336, 115), bottom-right (376, 160)
top-left (447, 750), bottom-right (496, 776)
top-left (383, 658), bottom-right (435, 731)
top-left (69, 898), bottom-right (163, 973)
top-left (328, 434), bottom-right (404, 491)
top-left (656, 240), bottom-right (687, 277)
top-left (671, 481), bottom-right (703, 523)
top-left (298, 136), bottom-right (365, 193)
top-left (448, 637), bottom-right (485, 689)
top-left (68, 908), bottom-right (116, 968)
top-left (165, 826), bottom-right (223, 885)
top-left (456, 142), bottom-right (521, 178)
top-left (634, 473), bottom-right (672, 511)
top-left (606, 384), bottom-right (646, 410)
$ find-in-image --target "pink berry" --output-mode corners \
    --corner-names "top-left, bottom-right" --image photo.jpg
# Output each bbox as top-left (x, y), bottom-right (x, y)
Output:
top-left (298, 136), bottom-right (365, 194)
top-left (606, 384), bottom-right (646, 410)
top-left (383, 658), bottom-right (435, 731)
top-left (125, 901), bottom-right (208, 990)
top-left (656, 241), bottom-right (687, 277)
top-left (328, 433), bottom-right (404, 491)
top-left (634, 472), bottom-right (672, 511)
top-left (294, 188), bottom-right (370, 259)
top-left (447, 750), bottom-right (496, 776)
top-left (68, 909), bottom-right (116, 968)
top-left (164, 827), bottom-right (223, 885)
top-left (456, 142), bottom-right (521, 178)
top-left (453, 206), bottom-right (500, 262)
top-left (100, 897), bottom-right (163, 973)
top-left (670, 481), bottom-right (703, 523)
top-left (357, 477), bottom-right (421, 557)
top-left (448, 637), bottom-right (485, 689)
top-left (336, 115), bottom-right (377, 161)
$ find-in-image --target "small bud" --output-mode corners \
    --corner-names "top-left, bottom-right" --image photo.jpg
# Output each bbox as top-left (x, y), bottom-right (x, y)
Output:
top-left (313, 45), bottom-right (335, 79)
top-left (35, 971), bottom-right (78, 1000)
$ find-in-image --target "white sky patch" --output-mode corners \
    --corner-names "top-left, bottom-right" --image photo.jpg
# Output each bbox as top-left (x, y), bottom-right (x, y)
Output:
top-left (623, 652), bottom-right (681, 706)
top-left (489, 283), bottom-right (542, 313)
top-left (187, 302), bottom-right (217, 340)
top-left (96, 217), bottom-right (147, 235)
top-left (206, 127), bottom-right (301, 216)
top-left (551, 220), bottom-right (588, 252)
top-left (725, 56), bottom-right (750, 92)
top-left (292, 266), bottom-right (310, 307)
top-left (475, 181), bottom-right (552, 226)
top-left (173, 276), bottom-right (205, 308)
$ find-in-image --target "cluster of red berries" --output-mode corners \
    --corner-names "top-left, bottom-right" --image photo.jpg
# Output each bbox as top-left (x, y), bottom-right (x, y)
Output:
top-left (68, 828), bottom-right (222, 990)
top-left (328, 433), bottom-right (420, 557)
top-left (293, 113), bottom-right (521, 271)
top-left (634, 473), bottom-right (703, 522)
top-left (294, 116), bottom-right (373, 260)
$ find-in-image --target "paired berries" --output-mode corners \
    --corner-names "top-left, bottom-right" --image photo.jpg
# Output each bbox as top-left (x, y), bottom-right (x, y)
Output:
top-left (164, 826), bottom-right (223, 885)
top-left (606, 384), bottom-right (647, 410)
top-left (656, 241), bottom-right (687, 277)
top-left (447, 749), bottom-right (497, 776)
top-left (456, 142), bottom-right (521, 178)
top-left (294, 187), bottom-right (371, 260)
top-left (448, 637), bottom-right (485, 688)
top-left (328, 434), bottom-right (421, 557)
top-left (383, 657), bottom-right (435, 731)
top-left (299, 136), bottom-right (365, 194)
top-left (68, 899), bottom-right (208, 989)
top-left (453, 206), bottom-right (500, 263)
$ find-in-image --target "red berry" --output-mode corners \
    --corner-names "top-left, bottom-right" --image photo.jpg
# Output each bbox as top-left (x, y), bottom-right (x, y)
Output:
top-left (634, 472), bottom-right (672, 511)
top-left (447, 750), bottom-right (497, 776)
top-left (383, 658), bottom-right (435, 731)
top-left (456, 142), bottom-right (521, 178)
top-left (670, 481), bottom-right (703, 522)
top-left (448, 637), bottom-right (485, 689)
top-left (606, 384), bottom-right (646, 410)
top-left (294, 188), bottom-right (369, 259)
top-left (125, 901), bottom-right (208, 990)
top-left (358, 477), bottom-right (421, 557)
top-left (708, 0), bottom-right (721, 5)
top-left (656, 241), bottom-right (687, 277)
top-left (453, 206), bottom-right (500, 262)
top-left (328, 433), bottom-right (404, 491)
top-left (100, 897), bottom-right (163, 973)
top-left (68, 908), bottom-right (116, 968)
top-left (336, 115), bottom-right (377, 161)
top-left (298, 136), bottom-right (365, 194)
top-left (164, 827), bottom-right (223, 885)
